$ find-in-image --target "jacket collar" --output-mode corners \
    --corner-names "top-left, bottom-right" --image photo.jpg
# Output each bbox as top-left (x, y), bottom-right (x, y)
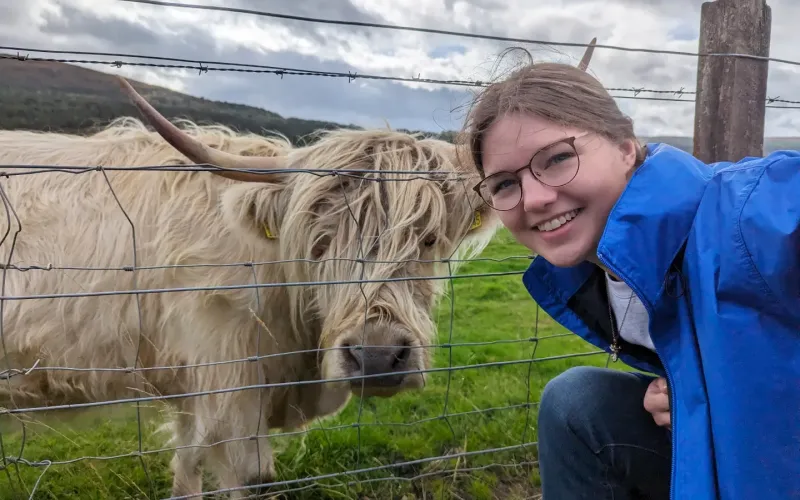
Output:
top-left (523, 142), bottom-right (713, 310)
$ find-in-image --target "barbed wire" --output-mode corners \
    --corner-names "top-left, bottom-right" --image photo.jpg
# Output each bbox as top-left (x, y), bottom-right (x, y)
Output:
top-left (5, 49), bottom-right (799, 110)
top-left (116, 0), bottom-right (800, 68)
top-left (0, 48), bottom-right (695, 102)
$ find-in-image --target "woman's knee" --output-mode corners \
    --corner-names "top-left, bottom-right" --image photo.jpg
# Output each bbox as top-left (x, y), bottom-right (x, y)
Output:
top-left (539, 366), bottom-right (604, 430)
top-left (538, 365), bottom-right (653, 434)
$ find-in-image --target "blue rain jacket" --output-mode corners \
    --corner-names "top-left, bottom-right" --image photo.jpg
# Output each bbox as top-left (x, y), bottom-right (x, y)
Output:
top-left (522, 143), bottom-right (799, 499)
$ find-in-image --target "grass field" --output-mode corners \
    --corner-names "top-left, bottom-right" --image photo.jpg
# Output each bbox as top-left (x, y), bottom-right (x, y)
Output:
top-left (0, 228), bottom-right (612, 499)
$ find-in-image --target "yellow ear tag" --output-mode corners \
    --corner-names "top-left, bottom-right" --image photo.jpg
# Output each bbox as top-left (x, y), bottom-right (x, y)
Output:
top-left (469, 210), bottom-right (482, 230)
top-left (262, 223), bottom-right (277, 239)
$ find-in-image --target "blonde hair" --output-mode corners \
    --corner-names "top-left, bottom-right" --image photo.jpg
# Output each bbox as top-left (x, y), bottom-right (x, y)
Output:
top-left (459, 47), bottom-right (647, 176)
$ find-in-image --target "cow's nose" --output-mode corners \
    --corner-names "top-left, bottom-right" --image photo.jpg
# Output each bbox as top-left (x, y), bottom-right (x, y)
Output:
top-left (346, 343), bottom-right (411, 386)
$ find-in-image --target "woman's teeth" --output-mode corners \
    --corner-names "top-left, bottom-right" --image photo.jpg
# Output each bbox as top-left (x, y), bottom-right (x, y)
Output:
top-left (536, 208), bottom-right (581, 232)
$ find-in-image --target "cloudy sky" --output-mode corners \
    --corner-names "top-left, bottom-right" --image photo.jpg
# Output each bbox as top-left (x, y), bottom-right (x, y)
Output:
top-left (2, 0), bottom-right (800, 137)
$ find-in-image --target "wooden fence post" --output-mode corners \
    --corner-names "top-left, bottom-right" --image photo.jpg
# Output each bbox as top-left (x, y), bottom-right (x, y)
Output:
top-left (693, 0), bottom-right (771, 163)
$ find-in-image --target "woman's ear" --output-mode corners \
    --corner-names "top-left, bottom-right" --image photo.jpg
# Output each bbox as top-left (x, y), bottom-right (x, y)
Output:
top-left (620, 138), bottom-right (638, 166)
top-left (620, 138), bottom-right (643, 180)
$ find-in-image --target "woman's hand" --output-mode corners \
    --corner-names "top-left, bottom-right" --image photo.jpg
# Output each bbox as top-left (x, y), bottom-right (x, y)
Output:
top-left (644, 377), bottom-right (671, 430)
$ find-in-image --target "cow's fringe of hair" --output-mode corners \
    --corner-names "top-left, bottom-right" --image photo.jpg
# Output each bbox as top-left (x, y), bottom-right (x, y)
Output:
top-left (272, 129), bottom-right (494, 352)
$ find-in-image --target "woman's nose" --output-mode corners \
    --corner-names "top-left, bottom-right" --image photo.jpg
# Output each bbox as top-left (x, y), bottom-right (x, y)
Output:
top-left (520, 172), bottom-right (558, 212)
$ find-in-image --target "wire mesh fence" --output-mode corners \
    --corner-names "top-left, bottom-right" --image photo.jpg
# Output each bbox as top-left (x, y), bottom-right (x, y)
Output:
top-left (0, 157), bottom-right (611, 499)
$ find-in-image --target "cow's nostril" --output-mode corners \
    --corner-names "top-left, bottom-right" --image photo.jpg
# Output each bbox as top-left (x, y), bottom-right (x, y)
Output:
top-left (343, 343), bottom-right (363, 372)
top-left (391, 343), bottom-right (411, 371)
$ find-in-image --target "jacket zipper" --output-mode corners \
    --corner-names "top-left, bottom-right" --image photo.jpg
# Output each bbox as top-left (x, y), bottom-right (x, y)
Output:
top-left (597, 254), bottom-right (677, 500)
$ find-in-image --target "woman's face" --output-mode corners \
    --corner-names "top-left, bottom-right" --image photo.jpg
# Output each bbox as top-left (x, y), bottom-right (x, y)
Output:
top-left (478, 112), bottom-right (637, 268)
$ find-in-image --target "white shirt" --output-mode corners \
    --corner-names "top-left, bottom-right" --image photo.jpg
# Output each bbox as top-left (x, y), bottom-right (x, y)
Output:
top-left (605, 273), bottom-right (655, 351)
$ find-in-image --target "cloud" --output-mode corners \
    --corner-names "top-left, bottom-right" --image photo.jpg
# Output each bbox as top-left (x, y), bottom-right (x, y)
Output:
top-left (2, 0), bottom-right (799, 137)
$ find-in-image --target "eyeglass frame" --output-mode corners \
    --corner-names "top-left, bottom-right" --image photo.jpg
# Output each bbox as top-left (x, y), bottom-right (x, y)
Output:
top-left (471, 133), bottom-right (589, 211)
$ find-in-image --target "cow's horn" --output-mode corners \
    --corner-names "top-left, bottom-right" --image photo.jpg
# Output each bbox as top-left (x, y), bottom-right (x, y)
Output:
top-left (578, 37), bottom-right (597, 71)
top-left (117, 77), bottom-right (285, 182)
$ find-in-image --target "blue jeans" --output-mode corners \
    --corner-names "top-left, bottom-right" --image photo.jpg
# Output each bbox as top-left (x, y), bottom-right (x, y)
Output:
top-left (537, 365), bottom-right (672, 499)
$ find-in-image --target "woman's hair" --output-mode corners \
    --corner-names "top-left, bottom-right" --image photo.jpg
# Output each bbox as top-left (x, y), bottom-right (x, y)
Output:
top-left (459, 45), bottom-right (647, 177)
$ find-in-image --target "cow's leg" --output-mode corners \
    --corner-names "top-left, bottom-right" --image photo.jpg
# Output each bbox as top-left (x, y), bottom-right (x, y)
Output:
top-left (200, 389), bottom-right (276, 498)
top-left (169, 405), bottom-right (208, 497)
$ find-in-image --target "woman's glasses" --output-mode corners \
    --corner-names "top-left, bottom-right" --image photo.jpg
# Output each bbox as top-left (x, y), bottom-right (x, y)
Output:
top-left (472, 136), bottom-right (582, 211)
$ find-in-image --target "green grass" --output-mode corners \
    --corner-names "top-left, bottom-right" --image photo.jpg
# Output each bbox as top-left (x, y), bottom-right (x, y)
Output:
top-left (0, 228), bottom-right (613, 499)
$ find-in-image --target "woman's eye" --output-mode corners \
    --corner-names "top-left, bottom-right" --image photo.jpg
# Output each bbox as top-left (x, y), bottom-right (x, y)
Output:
top-left (491, 178), bottom-right (517, 193)
top-left (545, 152), bottom-right (575, 168)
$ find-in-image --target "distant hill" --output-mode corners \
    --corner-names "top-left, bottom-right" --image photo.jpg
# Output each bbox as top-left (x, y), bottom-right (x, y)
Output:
top-left (0, 55), bottom-right (797, 153)
top-left (0, 56), bottom-right (370, 145)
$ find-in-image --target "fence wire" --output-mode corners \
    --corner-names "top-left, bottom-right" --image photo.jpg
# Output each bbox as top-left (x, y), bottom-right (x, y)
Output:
top-left (0, 159), bottom-right (610, 499)
top-left (5, 49), bottom-right (800, 110)
top-left (0, 48), bottom-right (694, 104)
top-left (116, 0), bottom-right (800, 68)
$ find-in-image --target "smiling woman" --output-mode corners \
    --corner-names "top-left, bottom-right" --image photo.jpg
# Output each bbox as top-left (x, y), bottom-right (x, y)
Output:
top-left (458, 39), bottom-right (800, 500)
